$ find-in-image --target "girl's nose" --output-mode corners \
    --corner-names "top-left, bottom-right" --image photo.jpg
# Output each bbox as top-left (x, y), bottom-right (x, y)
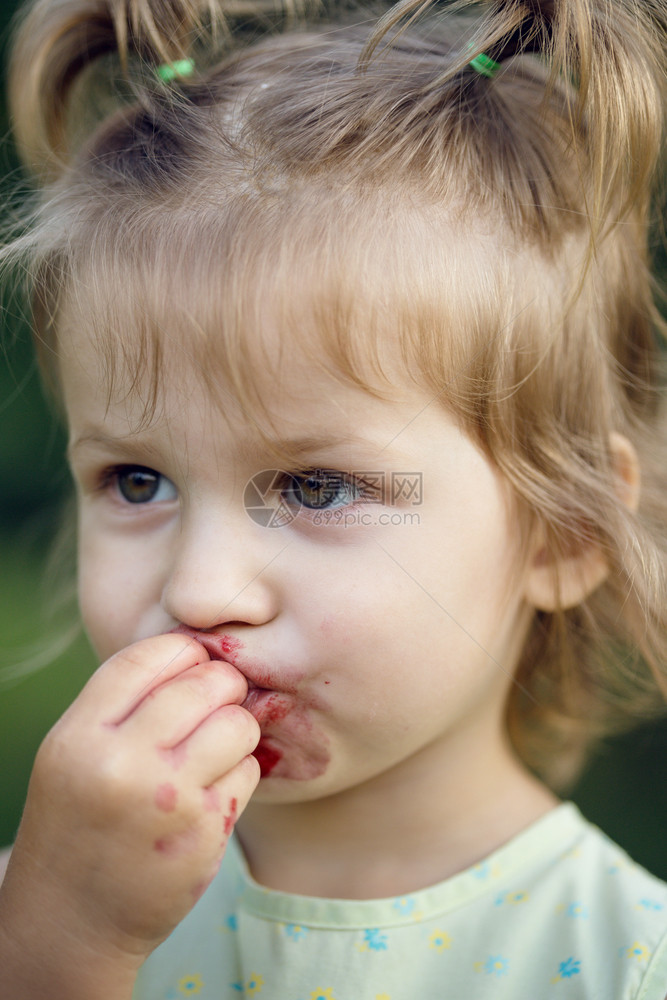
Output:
top-left (161, 510), bottom-right (282, 631)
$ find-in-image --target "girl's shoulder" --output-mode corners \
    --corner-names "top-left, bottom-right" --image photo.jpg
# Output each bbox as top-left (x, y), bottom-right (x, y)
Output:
top-left (537, 804), bottom-right (667, 983)
top-left (134, 805), bottom-right (667, 1000)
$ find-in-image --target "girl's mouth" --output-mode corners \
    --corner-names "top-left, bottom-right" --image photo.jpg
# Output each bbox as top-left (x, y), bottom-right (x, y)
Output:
top-left (242, 687), bottom-right (291, 726)
top-left (171, 626), bottom-right (329, 780)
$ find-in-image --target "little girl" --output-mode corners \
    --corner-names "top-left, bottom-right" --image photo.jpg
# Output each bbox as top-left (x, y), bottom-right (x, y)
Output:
top-left (1, 0), bottom-right (667, 996)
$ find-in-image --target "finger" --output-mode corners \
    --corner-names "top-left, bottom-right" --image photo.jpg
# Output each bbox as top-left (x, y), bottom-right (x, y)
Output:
top-left (71, 634), bottom-right (213, 725)
top-left (121, 660), bottom-right (249, 747)
top-left (177, 758), bottom-right (260, 903)
top-left (162, 705), bottom-right (261, 786)
top-left (206, 754), bottom-right (261, 841)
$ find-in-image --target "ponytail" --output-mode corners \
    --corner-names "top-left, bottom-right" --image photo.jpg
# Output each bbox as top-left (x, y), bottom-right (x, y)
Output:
top-left (10, 0), bottom-right (666, 215)
top-left (364, 0), bottom-right (666, 233)
top-left (8, 0), bottom-right (280, 175)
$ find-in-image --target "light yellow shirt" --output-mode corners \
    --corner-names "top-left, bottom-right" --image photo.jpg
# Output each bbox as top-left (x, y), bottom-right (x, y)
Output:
top-left (133, 802), bottom-right (667, 999)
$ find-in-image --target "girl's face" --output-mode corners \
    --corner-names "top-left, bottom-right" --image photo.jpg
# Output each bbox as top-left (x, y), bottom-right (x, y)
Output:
top-left (62, 319), bottom-right (536, 803)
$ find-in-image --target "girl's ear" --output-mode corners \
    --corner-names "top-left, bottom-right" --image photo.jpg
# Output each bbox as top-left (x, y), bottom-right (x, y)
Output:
top-left (523, 433), bottom-right (640, 612)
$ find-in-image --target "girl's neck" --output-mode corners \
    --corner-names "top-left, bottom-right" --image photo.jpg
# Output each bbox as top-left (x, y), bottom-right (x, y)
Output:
top-left (236, 723), bottom-right (559, 899)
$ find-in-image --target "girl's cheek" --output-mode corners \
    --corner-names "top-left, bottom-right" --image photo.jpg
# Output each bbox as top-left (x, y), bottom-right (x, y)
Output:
top-left (78, 522), bottom-right (169, 656)
top-left (77, 567), bottom-right (136, 660)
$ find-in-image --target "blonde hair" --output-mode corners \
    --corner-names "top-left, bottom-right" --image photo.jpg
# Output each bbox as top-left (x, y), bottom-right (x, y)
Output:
top-left (4, 0), bottom-right (667, 789)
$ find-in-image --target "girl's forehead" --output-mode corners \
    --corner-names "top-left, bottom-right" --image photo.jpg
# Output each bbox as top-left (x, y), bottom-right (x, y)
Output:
top-left (59, 288), bottom-right (421, 465)
top-left (59, 299), bottom-right (479, 480)
top-left (56, 190), bottom-right (505, 377)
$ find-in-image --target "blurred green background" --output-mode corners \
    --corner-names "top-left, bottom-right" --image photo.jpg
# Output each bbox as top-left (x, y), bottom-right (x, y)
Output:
top-left (1, 0), bottom-right (667, 878)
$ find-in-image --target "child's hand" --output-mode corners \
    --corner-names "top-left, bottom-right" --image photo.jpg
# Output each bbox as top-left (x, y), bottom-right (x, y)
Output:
top-left (0, 633), bottom-right (260, 985)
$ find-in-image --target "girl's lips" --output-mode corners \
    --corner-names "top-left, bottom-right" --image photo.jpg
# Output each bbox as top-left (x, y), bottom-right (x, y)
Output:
top-left (171, 625), bottom-right (286, 692)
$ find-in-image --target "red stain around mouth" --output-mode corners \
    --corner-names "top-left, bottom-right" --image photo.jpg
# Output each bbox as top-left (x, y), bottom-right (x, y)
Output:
top-left (244, 690), bottom-right (291, 726)
top-left (171, 625), bottom-right (244, 665)
top-left (253, 740), bottom-right (282, 777)
top-left (218, 634), bottom-right (243, 658)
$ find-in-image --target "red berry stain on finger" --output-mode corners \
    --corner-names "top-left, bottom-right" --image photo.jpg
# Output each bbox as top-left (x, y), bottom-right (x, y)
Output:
top-left (223, 797), bottom-right (238, 836)
top-left (154, 782), bottom-right (178, 812)
top-left (159, 742), bottom-right (189, 770)
top-left (253, 740), bottom-right (282, 777)
top-left (153, 826), bottom-right (199, 857)
top-left (203, 786), bottom-right (221, 812)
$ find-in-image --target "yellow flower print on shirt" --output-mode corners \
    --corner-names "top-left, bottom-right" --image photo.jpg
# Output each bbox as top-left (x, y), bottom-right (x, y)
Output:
top-left (310, 990), bottom-right (336, 1000)
top-left (429, 929), bottom-right (452, 951)
top-left (627, 942), bottom-right (650, 962)
top-left (471, 861), bottom-right (501, 880)
top-left (495, 890), bottom-right (529, 906)
top-left (178, 974), bottom-right (204, 995)
top-left (246, 973), bottom-right (264, 994)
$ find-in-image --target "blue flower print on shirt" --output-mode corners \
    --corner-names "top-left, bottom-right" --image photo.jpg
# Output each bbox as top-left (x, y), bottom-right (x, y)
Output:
top-left (225, 914), bottom-right (238, 931)
top-left (551, 957), bottom-right (581, 982)
top-left (472, 861), bottom-right (501, 880)
top-left (286, 923), bottom-right (309, 941)
top-left (472, 862), bottom-right (491, 880)
top-left (637, 898), bottom-right (664, 912)
top-left (393, 896), bottom-right (416, 916)
top-left (359, 928), bottom-right (388, 951)
top-left (231, 977), bottom-right (264, 995)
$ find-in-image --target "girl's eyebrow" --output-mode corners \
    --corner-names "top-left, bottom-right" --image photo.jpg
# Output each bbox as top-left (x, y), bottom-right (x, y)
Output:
top-left (68, 431), bottom-right (405, 462)
top-left (67, 432), bottom-right (164, 462)
top-left (269, 434), bottom-right (392, 457)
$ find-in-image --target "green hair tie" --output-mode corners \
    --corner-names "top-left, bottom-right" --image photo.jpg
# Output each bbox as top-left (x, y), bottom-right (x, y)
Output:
top-left (468, 51), bottom-right (501, 79)
top-left (157, 58), bottom-right (195, 83)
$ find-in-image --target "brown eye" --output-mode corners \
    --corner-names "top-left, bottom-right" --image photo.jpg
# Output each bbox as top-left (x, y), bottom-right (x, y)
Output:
top-left (115, 467), bottom-right (176, 504)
